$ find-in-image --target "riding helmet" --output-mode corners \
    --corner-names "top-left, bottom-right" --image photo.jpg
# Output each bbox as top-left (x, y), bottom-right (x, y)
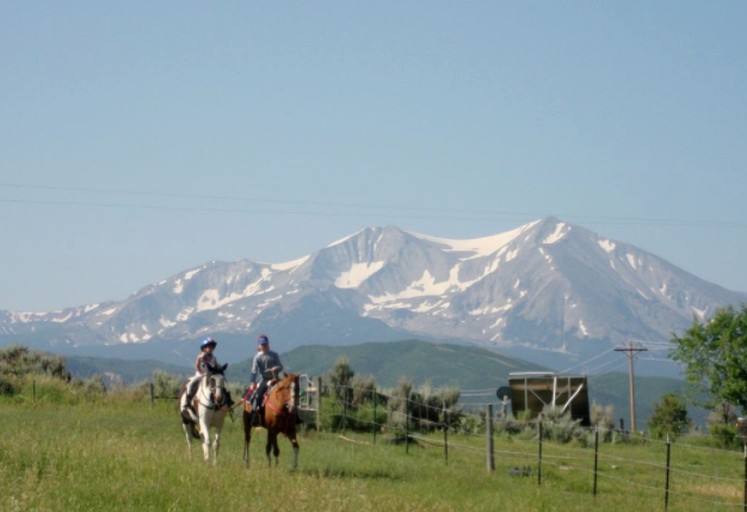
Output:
top-left (201, 337), bottom-right (217, 349)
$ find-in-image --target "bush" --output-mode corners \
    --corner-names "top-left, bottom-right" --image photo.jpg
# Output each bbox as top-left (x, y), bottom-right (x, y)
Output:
top-left (0, 376), bottom-right (15, 396)
top-left (540, 407), bottom-right (585, 444)
top-left (708, 422), bottom-right (740, 449)
top-left (648, 393), bottom-right (690, 440)
top-left (0, 344), bottom-right (71, 381)
top-left (495, 414), bottom-right (524, 435)
top-left (150, 370), bottom-right (184, 399)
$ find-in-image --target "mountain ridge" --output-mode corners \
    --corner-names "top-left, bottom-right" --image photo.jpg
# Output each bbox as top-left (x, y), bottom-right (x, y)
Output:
top-left (1, 217), bottom-right (744, 375)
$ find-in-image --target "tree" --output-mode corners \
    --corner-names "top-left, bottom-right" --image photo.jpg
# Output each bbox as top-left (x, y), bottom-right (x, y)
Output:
top-left (647, 393), bottom-right (690, 440)
top-left (387, 377), bottom-right (413, 430)
top-left (327, 357), bottom-right (354, 406)
top-left (671, 305), bottom-right (747, 413)
top-left (351, 374), bottom-right (376, 408)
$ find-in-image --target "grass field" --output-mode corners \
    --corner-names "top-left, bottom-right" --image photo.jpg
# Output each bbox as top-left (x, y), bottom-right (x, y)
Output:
top-left (2, 397), bottom-right (745, 512)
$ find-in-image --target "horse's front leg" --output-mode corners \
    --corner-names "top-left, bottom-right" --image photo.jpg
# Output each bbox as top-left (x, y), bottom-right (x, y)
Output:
top-left (181, 422), bottom-right (193, 459)
top-left (243, 437), bottom-right (250, 467)
top-left (265, 431), bottom-right (279, 467)
top-left (211, 429), bottom-right (221, 465)
top-left (289, 434), bottom-right (299, 471)
top-left (243, 428), bottom-right (251, 467)
top-left (199, 419), bottom-right (211, 462)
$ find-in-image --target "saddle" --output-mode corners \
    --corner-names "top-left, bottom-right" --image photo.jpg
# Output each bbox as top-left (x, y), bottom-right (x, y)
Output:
top-left (242, 380), bottom-right (278, 425)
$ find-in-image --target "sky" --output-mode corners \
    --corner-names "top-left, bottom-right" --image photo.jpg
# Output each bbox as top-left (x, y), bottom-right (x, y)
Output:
top-left (1, 2), bottom-right (746, 312)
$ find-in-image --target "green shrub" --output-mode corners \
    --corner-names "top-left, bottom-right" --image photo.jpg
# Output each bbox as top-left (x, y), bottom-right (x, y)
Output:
top-left (540, 406), bottom-right (585, 443)
top-left (0, 376), bottom-right (15, 396)
top-left (708, 422), bottom-right (740, 449)
top-left (648, 393), bottom-right (690, 440)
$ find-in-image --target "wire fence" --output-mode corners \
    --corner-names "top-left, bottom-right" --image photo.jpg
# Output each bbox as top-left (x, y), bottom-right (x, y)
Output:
top-left (306, 380), bottom-right (747, 511)
top-left (19, 374), bottom-right (747, 510)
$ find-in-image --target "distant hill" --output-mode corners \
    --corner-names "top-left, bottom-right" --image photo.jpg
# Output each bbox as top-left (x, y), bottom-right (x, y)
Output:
top-left (231, 339), bottom-right (549, 391)
top-left (230, 339), bottom-right (702, 426)
top-left (65, 355), bottom-right (192, 385)
top-left (62, 339), bottom-right (704, 427)
top-left (588, 372), bottom-right (707, 429)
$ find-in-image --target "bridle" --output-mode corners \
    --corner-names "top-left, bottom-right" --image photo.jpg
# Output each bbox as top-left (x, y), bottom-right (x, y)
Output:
top-left (264, 376), bottom-right (299, 435)
top-left (198, 373), bottom-right (229, 411)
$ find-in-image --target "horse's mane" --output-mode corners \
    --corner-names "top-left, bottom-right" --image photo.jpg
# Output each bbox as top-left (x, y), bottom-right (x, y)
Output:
top-left (274, 373), bottom-right (300, 391)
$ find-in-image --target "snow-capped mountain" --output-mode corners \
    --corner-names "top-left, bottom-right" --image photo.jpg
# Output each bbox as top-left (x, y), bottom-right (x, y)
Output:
top-left (2, 217), bottom-right (744, 370)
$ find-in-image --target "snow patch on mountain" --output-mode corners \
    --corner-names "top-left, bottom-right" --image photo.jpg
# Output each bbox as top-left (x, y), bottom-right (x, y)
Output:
top-left (159, 316), bottom-right (176, 328)
top-left (626, 253), bottom-right (639, 269)
top-left (326, 229), bottom-right (365, 249)
top-left (691, 305), bottom-right (707, 320)
top-left (366, 263), bottom-right (478, 307)
top-left (271, 256), bottom-right (309, 272)
top-left (405, 221), bottom-right (538, 260)
top-left (52, 312), bottom-right (72, 323)
top-left (196, 289), bottom-right (236, 311)
top-left (335, 261), bottom-right (385, 289)
top-left (176, 308), bottom-right (194, 322)
top-left (598, 239), bottom-right (616, 253)
top-left (543, 222), bottom-right (569, 244)
top-left (184, 268), bottom-right (202, 280)
top-left (579, 320), bottom-right (589, 336)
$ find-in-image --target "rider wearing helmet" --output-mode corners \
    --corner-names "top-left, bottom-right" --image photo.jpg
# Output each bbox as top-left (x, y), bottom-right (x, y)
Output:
top-left (195, 337), bottom-right (219, 375)
top-left (183, 337), bottom-right (221, 418)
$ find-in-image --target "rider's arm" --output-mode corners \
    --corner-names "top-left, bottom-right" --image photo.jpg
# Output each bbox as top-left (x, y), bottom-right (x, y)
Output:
top-left (249, 354), bottom-right (259, 383)
top-left (271, 353), bottom-right (283, 375)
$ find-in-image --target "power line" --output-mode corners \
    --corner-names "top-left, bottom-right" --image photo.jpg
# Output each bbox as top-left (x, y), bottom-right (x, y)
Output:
top-left (2, 182), bottom-right (747, 228)
top-left (0, 182), bottom-right (537, 219)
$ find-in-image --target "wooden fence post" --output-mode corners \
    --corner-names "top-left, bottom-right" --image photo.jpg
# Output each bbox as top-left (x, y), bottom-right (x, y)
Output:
top-left (486, 404), bottom-right (495, 471)
top-left (593, 425), bottom-right (600, 497)
top-left (372, 388), bottom-right (377, 444)
top-left (537, 414), bottom-right (543, 486)
top-left (405, 408), bottom-right (410, 455)
top-left (444, 421), bottom-right (449, 465)
top-left (665, 434), bottom-right (671, 510)
top-left (742, 444), bottom-right (746, 512)
top-left (316, 377), bottom-right (323, 432)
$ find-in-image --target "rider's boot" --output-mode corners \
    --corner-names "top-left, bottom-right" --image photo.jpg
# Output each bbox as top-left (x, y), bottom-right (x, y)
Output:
top-left (182, 380), bottom-right (198, 422)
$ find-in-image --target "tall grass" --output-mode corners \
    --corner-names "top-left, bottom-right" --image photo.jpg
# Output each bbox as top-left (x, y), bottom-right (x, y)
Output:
top-left (1, 394), bottom-right (744, 511)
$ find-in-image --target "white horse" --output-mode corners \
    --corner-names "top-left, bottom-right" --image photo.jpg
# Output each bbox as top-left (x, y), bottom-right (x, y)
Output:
top-left (180, 363), bottom-right (230, 464)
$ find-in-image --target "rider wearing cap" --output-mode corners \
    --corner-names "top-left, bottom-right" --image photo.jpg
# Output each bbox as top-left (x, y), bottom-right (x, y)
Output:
top-left (247, 334), bottom-right (283, 412)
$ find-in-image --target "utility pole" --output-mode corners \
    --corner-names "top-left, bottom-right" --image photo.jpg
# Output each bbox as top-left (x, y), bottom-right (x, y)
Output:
top-left (614, 341), bottom-right (648, 433)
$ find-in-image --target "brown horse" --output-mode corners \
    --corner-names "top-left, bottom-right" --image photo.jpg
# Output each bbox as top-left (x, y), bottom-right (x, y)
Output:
top-left (243, 373), bottom-right (300, 470)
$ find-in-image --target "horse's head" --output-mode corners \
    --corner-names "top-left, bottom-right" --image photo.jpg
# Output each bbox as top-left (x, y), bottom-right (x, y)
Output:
top-left (205, 363), bottom-right (229, 408)
top-left (278, 373), bottom-right (300, 414)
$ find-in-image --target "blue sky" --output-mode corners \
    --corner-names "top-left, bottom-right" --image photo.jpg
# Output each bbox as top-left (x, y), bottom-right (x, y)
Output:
top-left (1, 2), bottom-right (746, 311)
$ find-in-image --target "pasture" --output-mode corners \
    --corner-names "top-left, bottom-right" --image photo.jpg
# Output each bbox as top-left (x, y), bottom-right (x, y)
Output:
top-left (2, 397), bottom-right (745, 512)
